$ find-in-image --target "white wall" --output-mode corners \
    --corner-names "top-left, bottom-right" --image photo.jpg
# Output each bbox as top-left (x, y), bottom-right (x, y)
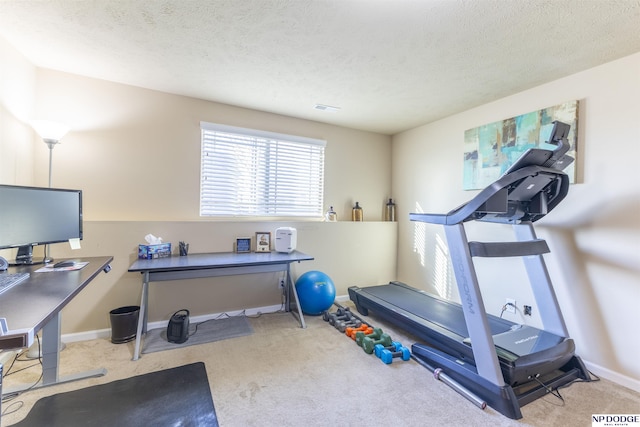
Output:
top-left (0, 38), bottom-right (396, 335)
top-left (0, 36), bottom-right (36, 184)
top-left (393, 52), bottom-right (640, 391)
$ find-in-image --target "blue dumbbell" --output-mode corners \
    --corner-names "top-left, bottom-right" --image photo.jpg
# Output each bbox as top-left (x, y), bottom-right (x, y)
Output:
top-left (373, 342), bottom-right (402, 358)
top-left (380, 345), bottom-right (411, 364)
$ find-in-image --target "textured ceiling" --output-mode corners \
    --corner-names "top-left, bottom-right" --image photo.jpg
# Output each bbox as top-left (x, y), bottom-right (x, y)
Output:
top-left (0, 0), bottom-right (639, 135)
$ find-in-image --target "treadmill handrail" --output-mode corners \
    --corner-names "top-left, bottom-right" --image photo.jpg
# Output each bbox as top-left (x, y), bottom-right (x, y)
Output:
top-left (468, 239), bottom-right (550, 258)
top-left (411, 121), bottom-right (573, 226)
top-left (410, 164), bottom-right (569, 225)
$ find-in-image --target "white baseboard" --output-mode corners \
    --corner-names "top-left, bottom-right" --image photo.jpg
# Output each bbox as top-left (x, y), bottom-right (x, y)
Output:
top-left (584, 360), bottom-right (640, 393)
top-left (335, 294), bottom-right (350, 303)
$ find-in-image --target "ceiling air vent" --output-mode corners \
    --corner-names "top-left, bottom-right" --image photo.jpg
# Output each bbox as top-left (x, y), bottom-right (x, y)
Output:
top-left (313, 104), bottom-right (341, 112)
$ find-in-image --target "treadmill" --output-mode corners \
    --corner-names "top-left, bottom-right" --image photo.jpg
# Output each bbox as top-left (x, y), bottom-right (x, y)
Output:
top-left (349, 121), bottom-right (590, 419)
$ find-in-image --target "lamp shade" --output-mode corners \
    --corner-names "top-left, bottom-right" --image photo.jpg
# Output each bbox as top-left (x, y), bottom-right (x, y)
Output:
top-left (31, 120), bottom-right (70, 142)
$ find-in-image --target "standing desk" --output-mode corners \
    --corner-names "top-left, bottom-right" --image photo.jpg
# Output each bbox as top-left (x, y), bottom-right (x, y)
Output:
top-left (0, 256), bottom-right (113, 396)
top-left (128, 250), bottom-right (314, 361)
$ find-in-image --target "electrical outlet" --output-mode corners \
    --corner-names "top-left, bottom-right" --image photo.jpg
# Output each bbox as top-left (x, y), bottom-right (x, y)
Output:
top-left (524, 305), bottom-right (532, 316)
top-left (505, 298), bottom-right (516, 314)
top-left (278, 279), bottom-right (285, 289)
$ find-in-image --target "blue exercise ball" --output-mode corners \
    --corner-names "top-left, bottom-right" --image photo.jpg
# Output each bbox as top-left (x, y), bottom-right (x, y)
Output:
top-left (295, 271), bottom-right (336, 315)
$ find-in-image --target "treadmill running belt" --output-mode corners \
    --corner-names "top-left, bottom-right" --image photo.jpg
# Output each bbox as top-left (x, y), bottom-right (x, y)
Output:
top-left (349, 282), bottom-right (579, 389)
top-left (360, 282), bottom-right (513, 339)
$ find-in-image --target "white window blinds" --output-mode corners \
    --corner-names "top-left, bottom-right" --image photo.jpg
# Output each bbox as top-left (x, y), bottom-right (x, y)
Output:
top-left (200, 122), bottom-right (326, 217)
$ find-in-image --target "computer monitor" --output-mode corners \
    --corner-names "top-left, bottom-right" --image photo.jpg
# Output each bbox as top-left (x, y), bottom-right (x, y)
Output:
top-left (0, 185), bottom-right (83, 265)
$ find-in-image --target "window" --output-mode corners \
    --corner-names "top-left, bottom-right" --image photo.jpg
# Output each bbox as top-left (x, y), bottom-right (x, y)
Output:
top-left (200, 122), bottom-right (326, 218)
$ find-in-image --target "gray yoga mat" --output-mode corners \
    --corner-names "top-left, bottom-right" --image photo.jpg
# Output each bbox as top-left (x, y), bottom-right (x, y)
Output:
top-left (143, 315), bottom-right (254, 354)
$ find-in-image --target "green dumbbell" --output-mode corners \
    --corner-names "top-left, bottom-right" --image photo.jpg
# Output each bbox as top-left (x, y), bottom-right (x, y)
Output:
top-left (355, 327), bottom-right (384, 347)
top-left (362, 333), bottom-right (392, 354)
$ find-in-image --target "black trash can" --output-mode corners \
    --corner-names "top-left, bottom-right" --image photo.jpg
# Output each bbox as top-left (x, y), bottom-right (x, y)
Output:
top-left (109, 306), bottom-right (140, 344)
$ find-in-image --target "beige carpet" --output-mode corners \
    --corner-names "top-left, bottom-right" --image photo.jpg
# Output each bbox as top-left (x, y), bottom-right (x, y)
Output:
top-left (2, 306), bottom-right (639, 426)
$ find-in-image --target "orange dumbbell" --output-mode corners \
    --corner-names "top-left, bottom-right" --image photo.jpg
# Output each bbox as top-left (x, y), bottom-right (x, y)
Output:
top-left (351, 327), bottom-right (373, 340)
top-left (345, 323), bottom-right (370, 338)
top-left (349, 326), bottom-right (374, 340)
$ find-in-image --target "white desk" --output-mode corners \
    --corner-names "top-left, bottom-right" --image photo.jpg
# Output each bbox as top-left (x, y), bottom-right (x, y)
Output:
top-left (128, 251), bottom-right (313, 360)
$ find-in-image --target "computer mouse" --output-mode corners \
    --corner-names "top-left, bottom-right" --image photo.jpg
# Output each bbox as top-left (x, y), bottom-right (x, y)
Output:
top-left (53, 260), bottom-right (76, 268)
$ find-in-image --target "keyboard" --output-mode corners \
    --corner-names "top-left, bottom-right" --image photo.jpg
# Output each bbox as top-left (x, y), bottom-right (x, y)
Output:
top-left (0, 272), bottom-right (30, 296)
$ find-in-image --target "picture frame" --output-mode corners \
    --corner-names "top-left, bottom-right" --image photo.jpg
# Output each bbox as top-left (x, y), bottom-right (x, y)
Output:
top-left (235, 237), bottom-right (252, 253)
top-left (255, 232), bottom-right (271, 252)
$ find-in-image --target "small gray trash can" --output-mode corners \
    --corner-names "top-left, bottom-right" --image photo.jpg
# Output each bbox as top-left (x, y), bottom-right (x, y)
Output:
top-left (109, 306), bottom-right (140, 344)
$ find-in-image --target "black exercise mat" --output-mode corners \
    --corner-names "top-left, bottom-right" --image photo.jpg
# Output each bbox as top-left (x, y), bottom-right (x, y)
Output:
top-left (13, 362), bottom-right (218, 427)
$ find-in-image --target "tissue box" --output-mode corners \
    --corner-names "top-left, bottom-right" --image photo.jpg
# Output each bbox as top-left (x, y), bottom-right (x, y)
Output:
top-left (138, 243), bottom-right (172, 259)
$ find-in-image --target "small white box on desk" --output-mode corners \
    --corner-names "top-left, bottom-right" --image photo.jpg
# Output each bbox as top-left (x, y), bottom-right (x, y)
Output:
top-left (275, 227), bottom-right (297, 253)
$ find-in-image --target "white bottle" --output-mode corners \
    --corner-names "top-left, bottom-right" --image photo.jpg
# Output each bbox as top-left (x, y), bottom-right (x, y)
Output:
top-left (325, 206), bottom-right (337, 222)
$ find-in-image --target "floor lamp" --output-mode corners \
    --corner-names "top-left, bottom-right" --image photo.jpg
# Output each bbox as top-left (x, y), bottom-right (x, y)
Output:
top-left (28, 120), bottom-right (70, 359)
top-left (30, 120), bottom-right (70, 263)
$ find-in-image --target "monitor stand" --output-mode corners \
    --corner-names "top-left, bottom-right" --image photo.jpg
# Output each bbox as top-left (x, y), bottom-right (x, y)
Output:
top-left (9, 245), bottom-right (45, 266)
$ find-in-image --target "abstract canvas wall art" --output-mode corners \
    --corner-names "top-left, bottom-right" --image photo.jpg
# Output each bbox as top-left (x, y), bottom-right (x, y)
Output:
top-left (463, 101), bottom-right (578, 190)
